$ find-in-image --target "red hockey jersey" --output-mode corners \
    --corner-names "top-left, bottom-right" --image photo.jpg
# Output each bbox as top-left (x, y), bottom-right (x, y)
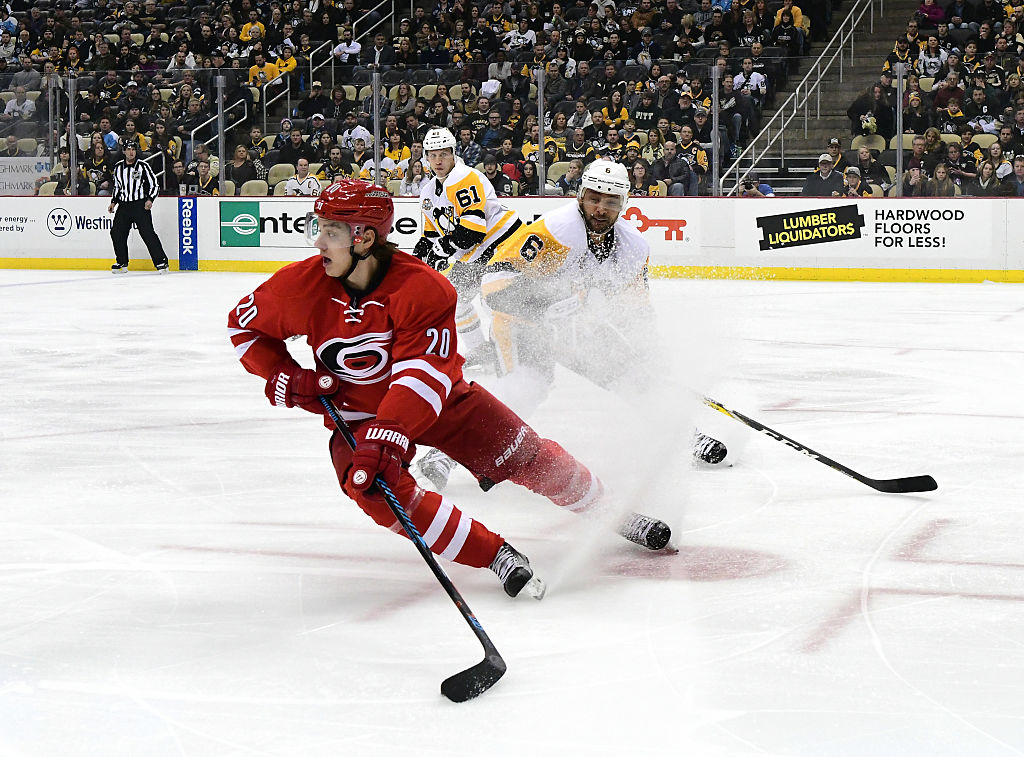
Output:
top-left (228, 253), bottom-right (464, 437)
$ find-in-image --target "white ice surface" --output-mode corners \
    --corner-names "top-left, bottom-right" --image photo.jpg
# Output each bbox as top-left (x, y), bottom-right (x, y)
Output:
top-left (1, 269), bottom-right (1022, 756)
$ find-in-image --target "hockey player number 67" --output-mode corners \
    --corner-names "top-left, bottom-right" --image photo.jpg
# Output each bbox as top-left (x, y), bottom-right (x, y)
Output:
top-left (426, 327), bottom-right (451, 358)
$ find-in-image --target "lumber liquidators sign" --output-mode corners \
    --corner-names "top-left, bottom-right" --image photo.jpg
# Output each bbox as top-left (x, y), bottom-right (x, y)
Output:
top-left (757, 204), bottom-right (864, 251)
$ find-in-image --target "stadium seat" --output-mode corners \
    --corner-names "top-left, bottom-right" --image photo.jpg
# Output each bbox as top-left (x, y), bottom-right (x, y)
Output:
top-left (240, 179), bottom-right (269, 195)
top-left (546, 161), bottom-right (570, 181)
top-left (387, 179), bottom-right (403, 195)
top-left (38, 181), bottom-right (57, 196)
top-left (267, 163), bottom-right (295, 186)
top-left (17, 138), bottom-right (37, 154)
top-left (851, 134), bottom-right (885, 152)
top-left (891, 133), bottom-right (918, 150)
top-left (274, 181), bottom-right (289, 195)
top-left (974, 134), bottom-right (998, 149)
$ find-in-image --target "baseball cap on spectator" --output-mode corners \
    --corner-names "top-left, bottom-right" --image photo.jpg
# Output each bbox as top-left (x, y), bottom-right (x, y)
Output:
top-left (642, 27), bottom-right (653, 36)
top-left (828, 137), bottom-right (840, 146)
top-left (984, 51), bottom-right (996, 59)
top-left (626, 140), bottom-right (641, 151)
top-left (818, 153), bottom-right (833, 164)
top-left (312, 81), bottom-right (322, 88)
top-left (281, 117), bottom-right (292, 128)
top-left (845, 166), bottom-right (860, 176)
top-left (679, 92), bottom-right (692, 101)
top-left (126, 80), bottom-right (138, 88)
top-left (312, 113), bottom-right (325, 120)
top-left (695, 107), bottom-right (708, 117)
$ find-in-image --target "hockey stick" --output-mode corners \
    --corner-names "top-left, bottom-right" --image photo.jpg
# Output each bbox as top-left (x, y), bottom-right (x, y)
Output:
top-left (700, 395), bottom-right (938, 494)
top-left (318, 396), bottom-right (506, 703)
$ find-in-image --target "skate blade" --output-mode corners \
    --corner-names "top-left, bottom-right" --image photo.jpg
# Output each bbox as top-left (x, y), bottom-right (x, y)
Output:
top-left (525, 576), bottom-right (547, 600)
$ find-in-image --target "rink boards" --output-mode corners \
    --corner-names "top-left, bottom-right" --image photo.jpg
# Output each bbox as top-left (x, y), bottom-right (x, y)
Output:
top-left (1, 195), bottom-right (1022, 282)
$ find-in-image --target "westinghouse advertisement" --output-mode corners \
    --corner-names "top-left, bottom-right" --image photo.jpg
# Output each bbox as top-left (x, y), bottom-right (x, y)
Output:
top-left (742, 199), bottom-right (994, 262)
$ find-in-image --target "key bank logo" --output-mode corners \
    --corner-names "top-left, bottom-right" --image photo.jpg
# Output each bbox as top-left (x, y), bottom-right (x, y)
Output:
top-left (623, 206), bottom-right (687, 241)
top-left (47, 207), bottom-right (72, 237)
top-left (220, 201), bottom-right (261, 246)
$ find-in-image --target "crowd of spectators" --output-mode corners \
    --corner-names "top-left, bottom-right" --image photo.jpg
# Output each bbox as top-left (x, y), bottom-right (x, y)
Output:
top-left (843, 0), bottom-right (1024, 196)
top-left (0, 0), bottom-right (833, 197)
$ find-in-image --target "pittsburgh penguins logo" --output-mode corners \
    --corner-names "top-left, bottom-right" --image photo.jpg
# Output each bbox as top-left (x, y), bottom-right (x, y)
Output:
top-left (316, 331), bottom-right (393, 385)
top-left (430, 205), bottom-right (457, 235)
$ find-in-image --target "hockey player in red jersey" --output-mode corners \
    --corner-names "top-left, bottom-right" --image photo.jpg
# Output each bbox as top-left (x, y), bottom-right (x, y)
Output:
top-left (228, 180), bottom-right (673, 598)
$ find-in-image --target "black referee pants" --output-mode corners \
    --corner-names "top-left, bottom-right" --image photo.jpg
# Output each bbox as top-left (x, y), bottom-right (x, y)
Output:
top-left (110, 200), bottom-right (169, 268)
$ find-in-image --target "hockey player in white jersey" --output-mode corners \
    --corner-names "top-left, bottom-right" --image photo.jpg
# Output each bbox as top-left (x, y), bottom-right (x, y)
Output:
top-left (412, 127), bottom-right (522, 369)
top-left (415, 159), bottom-right (728, 493)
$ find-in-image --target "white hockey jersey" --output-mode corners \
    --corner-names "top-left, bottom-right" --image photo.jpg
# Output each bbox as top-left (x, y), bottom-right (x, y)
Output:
top-left (418, 160), bottom-right (520, 264)
top-left (284, 174), bottom-right (321, 195)
top-left (482, 199), bottom-right (651, 303)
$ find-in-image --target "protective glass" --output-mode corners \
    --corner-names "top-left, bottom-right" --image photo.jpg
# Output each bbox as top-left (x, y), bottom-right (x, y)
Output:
top-left (305, 214), bottom-right (360, 247)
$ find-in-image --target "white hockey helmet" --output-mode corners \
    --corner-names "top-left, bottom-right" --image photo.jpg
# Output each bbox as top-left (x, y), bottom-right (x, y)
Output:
top-left (423, 127), bottom-right (457, 154)
top-left (578, 159), bottom-right (630, 213)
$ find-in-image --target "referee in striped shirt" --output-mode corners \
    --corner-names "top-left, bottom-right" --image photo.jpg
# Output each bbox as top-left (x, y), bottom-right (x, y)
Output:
top-left (108, 142), bottom-right (170, 273)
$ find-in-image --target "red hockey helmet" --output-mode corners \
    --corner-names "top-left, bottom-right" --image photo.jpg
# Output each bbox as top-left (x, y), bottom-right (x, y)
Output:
top-left (309, 179), bottom-right (394, 245)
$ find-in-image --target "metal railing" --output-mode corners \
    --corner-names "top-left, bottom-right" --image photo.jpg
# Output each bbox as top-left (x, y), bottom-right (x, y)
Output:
top-left (353, 0), bottom-right (394, 43)
top-left (306, 39), bottom-right (335, 91)
top-left (261, 71), bottom-right (293, 135)
top-left (190, 96), bottom-right (249, 159)
top-left (721, 0), bottom-right (884, 195)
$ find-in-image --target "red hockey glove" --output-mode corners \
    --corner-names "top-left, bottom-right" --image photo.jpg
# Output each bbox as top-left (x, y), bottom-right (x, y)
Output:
top-left (346, 421), bottom-right (411, 494)
top-left (265, 362), bottom-right (340, 413)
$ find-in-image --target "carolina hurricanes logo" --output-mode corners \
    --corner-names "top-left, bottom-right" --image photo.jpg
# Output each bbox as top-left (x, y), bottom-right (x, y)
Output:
top-left (316, 331), bottom-right (393, 385)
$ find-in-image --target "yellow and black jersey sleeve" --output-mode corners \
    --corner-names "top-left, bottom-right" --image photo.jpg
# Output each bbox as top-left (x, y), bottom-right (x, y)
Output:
top-left (444, 171), bottom-right (490, 237)
top-left (484, 219), bottom-right (571, 280)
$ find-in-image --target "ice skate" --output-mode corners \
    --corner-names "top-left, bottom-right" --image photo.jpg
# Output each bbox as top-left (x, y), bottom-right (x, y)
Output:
top-left (415, 448), bottom-right (457, 492)
top-left (619, 512), bottom-right (676, 552)
top-left (111, 262), bottom-right (128, 274)
top-left (489, 542), bottom-right (546, 599)
top-left (692, 432), bottom-right (727, 465)
top-left (156, 262), bottom-right (169, 274)
top-left (462, 340), bottom-right (497, 373)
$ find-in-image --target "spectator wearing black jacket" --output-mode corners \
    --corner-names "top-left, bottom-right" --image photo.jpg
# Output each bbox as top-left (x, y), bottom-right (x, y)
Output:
top-left (651, 140), bottom-right (695, 196)
top-left (801, 153), bottom-right (845, 196)
top-left (279, 126), bottom-right (316, 165)
top-left (294, 80), bottom-right (330, 119)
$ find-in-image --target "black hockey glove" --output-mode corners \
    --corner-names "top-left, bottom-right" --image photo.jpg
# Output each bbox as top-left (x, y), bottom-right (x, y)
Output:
top-left (420, 236), bottom-right (458, 271)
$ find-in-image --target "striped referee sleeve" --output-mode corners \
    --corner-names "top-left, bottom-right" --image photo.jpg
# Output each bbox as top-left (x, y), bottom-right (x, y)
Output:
top-left (114, 160), bottom-right (161, 203)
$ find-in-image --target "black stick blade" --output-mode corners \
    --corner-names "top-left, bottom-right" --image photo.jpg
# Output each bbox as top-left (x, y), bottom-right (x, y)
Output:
top-left (871, 475), bottom-right (938, 494)
top-left (440, 654), bottom-right (507, 703)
